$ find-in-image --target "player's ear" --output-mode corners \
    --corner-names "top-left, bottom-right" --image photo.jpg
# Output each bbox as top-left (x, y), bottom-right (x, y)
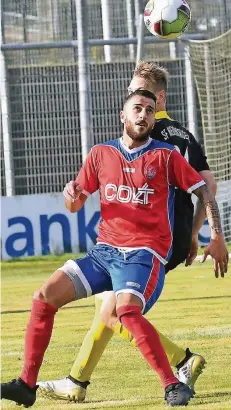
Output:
top-left (120, 110), bottom-right (125, 124)
top-left (157, 90), bottom-right (166, 103)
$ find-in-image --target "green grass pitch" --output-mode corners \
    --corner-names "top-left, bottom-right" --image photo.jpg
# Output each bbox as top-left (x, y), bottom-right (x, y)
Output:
top-left (1, 253), bottom-right (231, 410)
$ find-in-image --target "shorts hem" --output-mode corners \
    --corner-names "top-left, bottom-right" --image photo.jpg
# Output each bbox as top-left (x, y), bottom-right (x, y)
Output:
top-left (115, 289), bottom-right (146, 313)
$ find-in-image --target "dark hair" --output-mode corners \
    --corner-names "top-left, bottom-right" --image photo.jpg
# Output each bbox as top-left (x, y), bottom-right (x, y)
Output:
top-left (124, 89), bottom-right (157, 107)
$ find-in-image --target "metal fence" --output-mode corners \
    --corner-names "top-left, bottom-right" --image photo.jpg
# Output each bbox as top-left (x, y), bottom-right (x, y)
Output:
top-left (1, 54), bottom-right (195, 196)
top-left (2, 0), bottom-right (231, 44)
top-left (1, 0), bottom-right (231, 196)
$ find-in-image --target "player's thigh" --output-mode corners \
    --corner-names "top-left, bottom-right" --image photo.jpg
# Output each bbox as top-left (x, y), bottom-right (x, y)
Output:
top-left (109, 249), bottom-right (165, 314)
top-left (60, 252), bottom-right (112, 300)
top-left (34, 269), bottom-right (77, 308)
top-left (100, 291), bottom-right (117, 325)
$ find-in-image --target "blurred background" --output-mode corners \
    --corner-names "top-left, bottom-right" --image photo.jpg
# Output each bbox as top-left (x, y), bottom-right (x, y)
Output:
top-left (2, 0), bottom-right (231, 44)
top-left (1, 0), bottom-right (231, 258)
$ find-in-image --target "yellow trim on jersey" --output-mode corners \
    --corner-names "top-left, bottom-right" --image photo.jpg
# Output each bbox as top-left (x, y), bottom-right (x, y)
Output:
top-left (155, 110), bottom-right (172, 120)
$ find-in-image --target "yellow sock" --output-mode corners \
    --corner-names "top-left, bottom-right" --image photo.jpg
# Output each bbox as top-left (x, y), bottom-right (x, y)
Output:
top-left (113, 321), bottom-right (136, 345)
top-left (158, 331), bottom-right (186, 367)
top-left (113, 322), bottom-right (186, 367)
top-left (70, 296), bottom-right (113, 382)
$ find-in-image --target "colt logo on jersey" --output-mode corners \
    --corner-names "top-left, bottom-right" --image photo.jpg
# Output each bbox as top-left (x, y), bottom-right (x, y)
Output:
top-left (105, 183), bottom-right (154, 204)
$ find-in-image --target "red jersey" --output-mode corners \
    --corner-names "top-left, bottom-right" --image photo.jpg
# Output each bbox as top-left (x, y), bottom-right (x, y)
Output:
top-left (76, 138), bottom-right (205, 264)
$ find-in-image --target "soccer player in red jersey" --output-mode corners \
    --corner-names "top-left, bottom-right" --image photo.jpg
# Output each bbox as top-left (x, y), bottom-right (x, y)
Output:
top-left (38, 62), bottom-right (218, 402)
top-left (1, 89), bottom-right (228, 407)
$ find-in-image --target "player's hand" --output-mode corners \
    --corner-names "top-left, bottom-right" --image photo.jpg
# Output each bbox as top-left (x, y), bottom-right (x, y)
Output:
top-left (185, 235), bottom-right (198, 266)
top-left (63, 181), bottom-right (83, 202)
top-left (201, 235), bottom-right (229, 278)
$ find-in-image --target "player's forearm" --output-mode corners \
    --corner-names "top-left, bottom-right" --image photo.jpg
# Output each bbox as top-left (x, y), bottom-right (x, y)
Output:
top-left (192, 177), bottom-right (217, 236)
top-left (191, 200), bottom-right (207, 237)
top-left (193, 185), bottom-right (223, 239)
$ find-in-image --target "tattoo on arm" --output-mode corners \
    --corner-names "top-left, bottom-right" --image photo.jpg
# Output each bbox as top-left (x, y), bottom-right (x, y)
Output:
top-left (197, 185), bottom-right (222, 235)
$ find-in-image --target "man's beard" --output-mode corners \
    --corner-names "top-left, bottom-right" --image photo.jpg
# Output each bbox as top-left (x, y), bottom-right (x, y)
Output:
top-left (125, 119), bottom-right (152, 142)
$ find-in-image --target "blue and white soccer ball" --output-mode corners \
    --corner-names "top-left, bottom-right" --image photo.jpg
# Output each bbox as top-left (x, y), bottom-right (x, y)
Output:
top-left (144, 0), bottom-right (191, 39)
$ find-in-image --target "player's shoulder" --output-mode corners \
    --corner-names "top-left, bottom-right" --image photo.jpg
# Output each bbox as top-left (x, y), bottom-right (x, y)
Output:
top-left (150, 139), bottom-right (175, 152)
top-left (156, 117), bottom-right (193, 141)
top-left (91, 138), bottom-right (120, 152)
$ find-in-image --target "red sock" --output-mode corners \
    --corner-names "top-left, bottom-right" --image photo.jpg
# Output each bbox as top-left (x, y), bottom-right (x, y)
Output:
top-left (117, 305), bottom-right (178, 389)
top-left (20, 299), bottom-right (57, 388)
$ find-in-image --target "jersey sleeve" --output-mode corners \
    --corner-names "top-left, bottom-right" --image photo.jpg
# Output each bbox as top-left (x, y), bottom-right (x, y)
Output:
top-left (188, 134), bottom-right (210, 172)
top-left (168, 149), bottom-right (206, 193)
top-left (75, 148), bottom-right (99, 196)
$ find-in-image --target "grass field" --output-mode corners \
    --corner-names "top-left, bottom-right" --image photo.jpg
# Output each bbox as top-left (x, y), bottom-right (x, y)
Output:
top-left (1, 254), bottom-right (231, 410)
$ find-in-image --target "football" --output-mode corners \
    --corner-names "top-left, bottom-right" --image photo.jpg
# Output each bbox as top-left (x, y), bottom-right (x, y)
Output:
top-left (144, 0), bottom-right (191, 39)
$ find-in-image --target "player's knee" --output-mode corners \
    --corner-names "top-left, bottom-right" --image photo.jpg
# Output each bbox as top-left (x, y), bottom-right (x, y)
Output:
top-left (116, 293), bottom-right (143, 323)
top-left (116, 292), bottom-right (143, 311)
top-left (33, 288), bottom-right (47, 303)
top-left (33, 269), bottom-right (76, 308)
top-left (33, 285), bottom-right (61, 308)
top-left (33, 285), bottom-right (55, 305)
top-left (99, 291), bottom-right (117, 329)
top-left (117, 304), bottom-right (142, 323)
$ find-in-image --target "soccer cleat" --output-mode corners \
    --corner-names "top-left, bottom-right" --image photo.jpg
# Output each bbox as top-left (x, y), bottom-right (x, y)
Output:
top-left (165, 382), bottom-right (194, 407)
top-left (1, 378), bottom-right (38, 407)
top-left (38, 376), bottom-right (89, 402)
top-left (176, 349), bottom-right (206, 392)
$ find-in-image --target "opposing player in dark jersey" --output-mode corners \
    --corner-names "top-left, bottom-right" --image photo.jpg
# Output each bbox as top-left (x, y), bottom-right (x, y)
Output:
top-left (1, 89), bottom-right (228, 408)
top-left (37, 63), bottom-right (219, 403)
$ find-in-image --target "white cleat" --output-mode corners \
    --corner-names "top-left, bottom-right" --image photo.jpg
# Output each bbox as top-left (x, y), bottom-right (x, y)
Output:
top-left (176, 349), bottom-right (206, 393)
top-left (38, 377), bottom-right (88, 402)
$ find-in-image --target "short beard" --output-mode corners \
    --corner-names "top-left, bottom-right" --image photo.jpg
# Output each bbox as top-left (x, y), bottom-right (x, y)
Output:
top-left (125, 120), bottom-right (151, 142)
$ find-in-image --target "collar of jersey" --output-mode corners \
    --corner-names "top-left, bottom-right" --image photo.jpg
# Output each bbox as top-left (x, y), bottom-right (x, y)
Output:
top-left (119, 137), bottom-right (152, 154)
top-left (155, 110), bottom-right (172, 120)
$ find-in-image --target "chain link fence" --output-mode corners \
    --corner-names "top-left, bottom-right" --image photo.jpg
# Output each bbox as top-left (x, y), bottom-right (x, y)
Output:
top-left (1, 0), bottom-right (231, 197)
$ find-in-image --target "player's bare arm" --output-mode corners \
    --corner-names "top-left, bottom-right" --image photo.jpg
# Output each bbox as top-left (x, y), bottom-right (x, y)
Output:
top-left (63, 181), bottom-right (87, 212)
top-left (192, 184), bottom-right (229, 277)
top-left (192, 171), bottom-right (217, 234)
top-left (186, 171), bottom-right (217, 266)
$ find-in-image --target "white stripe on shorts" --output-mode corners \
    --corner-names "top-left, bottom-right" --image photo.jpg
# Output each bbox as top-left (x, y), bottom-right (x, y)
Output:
top-left (60, 259), bottom-right (92, 297)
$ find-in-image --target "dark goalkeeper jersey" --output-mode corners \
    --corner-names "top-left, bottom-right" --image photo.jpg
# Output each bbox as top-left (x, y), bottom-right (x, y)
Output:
top-left (151, 111), bottom-right (210, 254)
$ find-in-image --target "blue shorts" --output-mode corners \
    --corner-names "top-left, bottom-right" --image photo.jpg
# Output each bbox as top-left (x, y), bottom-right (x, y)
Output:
top-left (60, 244), bottom-right (165, 314)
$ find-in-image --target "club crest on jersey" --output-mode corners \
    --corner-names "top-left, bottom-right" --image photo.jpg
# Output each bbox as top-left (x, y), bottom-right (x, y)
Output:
top-left (144, 165), bottom-right (156, 179)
